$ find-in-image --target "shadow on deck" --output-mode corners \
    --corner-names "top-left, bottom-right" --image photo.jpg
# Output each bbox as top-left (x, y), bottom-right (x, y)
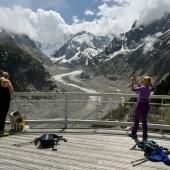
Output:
top-left (0, 129), bottom-right (170, 170)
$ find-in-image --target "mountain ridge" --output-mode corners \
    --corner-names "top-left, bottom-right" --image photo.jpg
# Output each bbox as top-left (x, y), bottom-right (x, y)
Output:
top-left (82, 13), bottom-right (170, 84)
top-left (0, 29), bottom-right (57, 91)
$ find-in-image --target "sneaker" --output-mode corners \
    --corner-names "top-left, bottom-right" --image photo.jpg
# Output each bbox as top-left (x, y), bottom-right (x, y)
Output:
top-left (128, 133), bottom-right (137, 140)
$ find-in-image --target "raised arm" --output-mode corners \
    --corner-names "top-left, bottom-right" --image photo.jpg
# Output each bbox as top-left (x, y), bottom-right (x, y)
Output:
top-left (130, 77), bottom-right (136, 91)
top-left (130, 76), bottom-right (140, 91)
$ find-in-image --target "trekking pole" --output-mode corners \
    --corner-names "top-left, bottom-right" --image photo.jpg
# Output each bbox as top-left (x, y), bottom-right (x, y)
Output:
top-left (12, 140), bottom-right (34, 147)
top-left (131, 157), bottom-right (147, 164)
top-left (132, 158), bottom-right (148, 167)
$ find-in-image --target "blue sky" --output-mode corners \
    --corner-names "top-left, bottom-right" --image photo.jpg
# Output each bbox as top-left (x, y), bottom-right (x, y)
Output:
top-left (0, 0), bottom-right (112, 23)
top-left (0, 0), bottom-right (169, 45)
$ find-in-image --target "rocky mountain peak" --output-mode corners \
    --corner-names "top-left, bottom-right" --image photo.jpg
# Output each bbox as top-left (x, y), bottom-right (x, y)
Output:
top-left (51, 31), bottom-right (110, 67)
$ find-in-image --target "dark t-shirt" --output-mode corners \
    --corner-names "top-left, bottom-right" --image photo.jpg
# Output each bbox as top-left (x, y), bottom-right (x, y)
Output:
top-left (0, 79), bottom-right (11, 101)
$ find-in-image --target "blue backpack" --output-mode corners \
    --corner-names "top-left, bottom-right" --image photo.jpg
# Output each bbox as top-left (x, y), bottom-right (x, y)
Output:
top-left (148, 150), bottom-right (170, 165)
top-left (138, 140), bottom-right (170, 165)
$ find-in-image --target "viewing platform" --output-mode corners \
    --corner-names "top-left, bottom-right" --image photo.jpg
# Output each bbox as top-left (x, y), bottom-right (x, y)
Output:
top-left (1, 92), bottom-right (170, 169)
top-left (0, 129), bottom-right (170, 170)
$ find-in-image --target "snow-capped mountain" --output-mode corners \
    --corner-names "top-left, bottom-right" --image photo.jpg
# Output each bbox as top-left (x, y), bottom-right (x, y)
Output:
top-left (51, 31), bottom-right (110, 67)
top-left (36, 42), bottom-right (61, 57)
top-left (83, 13), bottom-right (170, 83)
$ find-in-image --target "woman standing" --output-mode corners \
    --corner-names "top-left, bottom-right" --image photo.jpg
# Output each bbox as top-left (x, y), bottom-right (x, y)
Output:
top-left (0, 71), bottom-right (14, 135)
top-left (129, 75), bottom-right (152, 141)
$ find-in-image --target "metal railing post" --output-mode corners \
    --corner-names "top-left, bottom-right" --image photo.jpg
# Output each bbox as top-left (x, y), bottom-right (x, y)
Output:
top-left (160, 98), bottom-right (164, 134)
top-left (64, 94), bottom-right (68, 129)
top-left (96, 96), bottom-right (99, 120)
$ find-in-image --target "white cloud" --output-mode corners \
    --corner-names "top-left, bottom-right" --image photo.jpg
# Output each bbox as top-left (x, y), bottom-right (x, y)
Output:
top-left (0, 6), bottom-right (37, 38)
top-left (84, 0), bottom-right (170, 35)
top-left (0, 0), bottom-right (170, 47)
top-left (72, 16), bottom-right (80, 23)
top-left (143, 36), bottom-right (158, 54)
top-left (72, 1), bottom-right (137, 36)
top-left (0, 6), bottom-right (71, 46)
top-left (84, 10), bottom-right (95, 16)
top-left (137, 0), bottom-right (170, 25)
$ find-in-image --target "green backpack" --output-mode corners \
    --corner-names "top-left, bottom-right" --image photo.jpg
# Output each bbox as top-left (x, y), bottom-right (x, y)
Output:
top-left (138, 140), bottom-right (160, 154)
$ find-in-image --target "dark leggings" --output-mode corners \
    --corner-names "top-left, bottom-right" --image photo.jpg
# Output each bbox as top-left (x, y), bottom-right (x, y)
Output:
top-left (0, 100), bottom-right (10, 132)
top-left (131, 102), bottom-right (150, 139)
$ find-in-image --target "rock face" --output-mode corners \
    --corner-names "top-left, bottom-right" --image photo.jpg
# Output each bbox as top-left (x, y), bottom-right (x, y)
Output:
top-left (0, 28), bottom-right (52, 64)
top-left (0, 29), bottom-right (57, 92)
top-left (83, 14), bottom-right (170, 83)
top-left (52, 31), bottom-right (110, 68)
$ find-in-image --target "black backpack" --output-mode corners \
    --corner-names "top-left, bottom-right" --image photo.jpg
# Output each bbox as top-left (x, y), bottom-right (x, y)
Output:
top-left (34, 133), bottom-right (67, 150)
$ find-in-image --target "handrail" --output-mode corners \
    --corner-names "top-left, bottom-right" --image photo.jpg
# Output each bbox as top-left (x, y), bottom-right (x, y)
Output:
top-left (5, 119), bottom-right (170, 130)
top-left (9, 92), bottom-right (170, 131)
top-left (12, 92), bottom-right (170, 99)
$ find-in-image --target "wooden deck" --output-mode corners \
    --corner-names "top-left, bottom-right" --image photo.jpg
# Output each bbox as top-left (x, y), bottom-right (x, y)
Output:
top-left (0, 129), bottom-right (170, 170)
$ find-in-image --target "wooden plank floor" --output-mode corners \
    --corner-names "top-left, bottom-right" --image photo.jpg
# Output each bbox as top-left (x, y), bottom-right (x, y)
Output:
top-left (0, 130), bottom-right (170, 170)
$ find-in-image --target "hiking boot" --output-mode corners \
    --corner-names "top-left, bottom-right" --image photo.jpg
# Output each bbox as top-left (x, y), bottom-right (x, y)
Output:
top-left (128, 133), bottom-right (137, 140)
top-left (0, 130), bottom-right (10, 137)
